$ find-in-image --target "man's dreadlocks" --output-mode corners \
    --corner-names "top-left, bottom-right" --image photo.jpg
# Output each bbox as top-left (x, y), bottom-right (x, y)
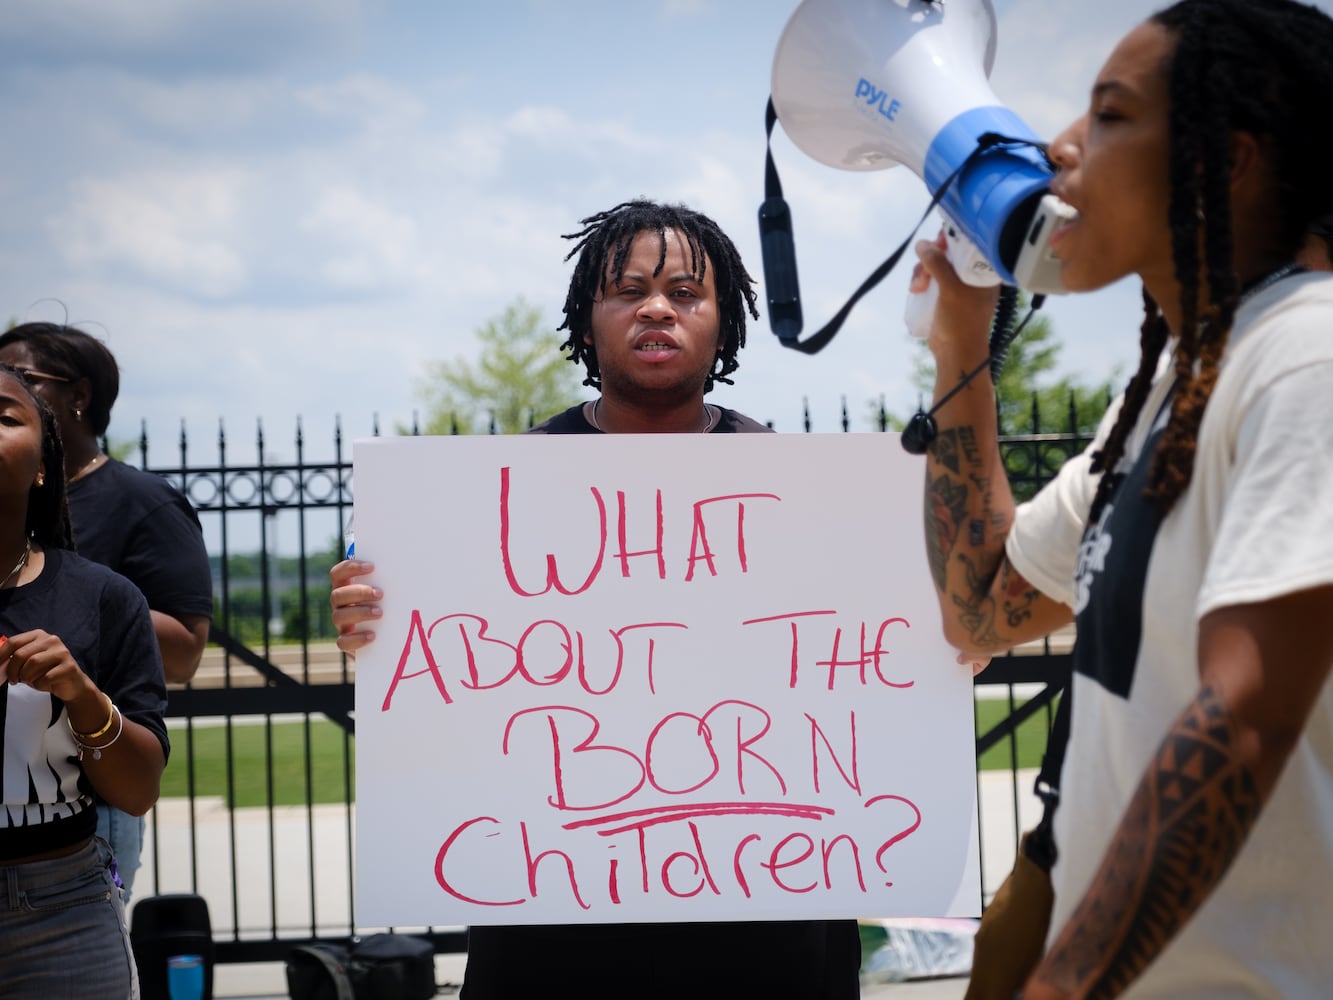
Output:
top-left (558, 200), bottom-right (759, 393)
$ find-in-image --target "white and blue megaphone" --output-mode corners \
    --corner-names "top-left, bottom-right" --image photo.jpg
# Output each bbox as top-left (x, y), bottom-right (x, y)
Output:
top-left (763, 0), bottom-right (1071, 344)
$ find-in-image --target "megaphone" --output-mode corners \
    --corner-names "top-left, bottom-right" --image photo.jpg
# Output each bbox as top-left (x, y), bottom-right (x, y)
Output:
top-left (767, 0), bottom-right (1068, 306)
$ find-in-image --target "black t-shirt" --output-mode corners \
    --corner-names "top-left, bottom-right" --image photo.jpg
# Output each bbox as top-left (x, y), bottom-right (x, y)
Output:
top-left (0, 549), bottom-right (168, 858)
top-left (68, 458), bottom-right (213, 620)
top-left (462, 403), bottom-right (860, 999)
top-left (529, 403), bottom-right (774, 436)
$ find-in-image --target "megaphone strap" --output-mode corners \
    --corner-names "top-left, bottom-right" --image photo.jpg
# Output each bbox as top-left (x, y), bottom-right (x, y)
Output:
top-left (759, 98), bottom-right (1048, 356)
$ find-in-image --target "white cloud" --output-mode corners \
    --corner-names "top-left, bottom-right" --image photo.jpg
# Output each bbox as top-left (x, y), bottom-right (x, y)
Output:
top-left (53, 170), bottom-right (250, 297)
top-left (0, 0), bottom-right (364, 71)
top-left (140, 79), bottom-right (281, 134)
top-left (297, 73), bottom-right (427, 131)
top-left (301, 188), bottom-right (426, 291)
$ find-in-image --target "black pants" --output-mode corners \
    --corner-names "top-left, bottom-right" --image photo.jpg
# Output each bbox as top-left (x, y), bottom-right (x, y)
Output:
top-left (462, 919), bottom-right (861, 999)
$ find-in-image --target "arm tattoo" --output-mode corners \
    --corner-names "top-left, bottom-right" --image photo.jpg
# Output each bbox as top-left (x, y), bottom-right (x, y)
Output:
top-left (957, 426), bottom-right (981, 465)
top-left (930, 428), bottom-right (962, 474)
top-left (997, 561), bottom-right (1043, 629)
top-left (925, 473), bottom-right (968, 590)
top-left (968, 519), bottom-right (986, 547)
top-left (1033, 685), bottom-right (1263, 998)
top-left (923, 424), bottom-right (1008, 644)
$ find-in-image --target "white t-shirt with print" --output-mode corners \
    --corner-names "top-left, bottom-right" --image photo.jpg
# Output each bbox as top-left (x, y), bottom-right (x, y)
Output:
top-left (1006, 272), bottom-right (1333, 999)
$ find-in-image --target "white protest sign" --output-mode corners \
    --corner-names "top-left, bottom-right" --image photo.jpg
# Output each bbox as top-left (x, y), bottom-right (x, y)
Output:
top-left (353, 432), bottom-right (979, 927)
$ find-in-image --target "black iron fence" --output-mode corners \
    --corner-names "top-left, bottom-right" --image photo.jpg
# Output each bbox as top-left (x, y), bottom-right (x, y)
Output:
top-left (127, 396), bottom-right (1100, 964)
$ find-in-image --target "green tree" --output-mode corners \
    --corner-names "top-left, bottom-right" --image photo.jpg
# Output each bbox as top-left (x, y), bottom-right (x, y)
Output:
top-left (412, 299), bottom-right (585, 435)
top-left (874, 297), bottom-right (1116, 438)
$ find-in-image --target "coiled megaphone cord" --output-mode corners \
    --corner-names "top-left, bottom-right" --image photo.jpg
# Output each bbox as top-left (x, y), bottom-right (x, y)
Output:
top-left (987, 285), bottom-right (1020, 383)
top-left (900, 293), bottom-right (1045, 455)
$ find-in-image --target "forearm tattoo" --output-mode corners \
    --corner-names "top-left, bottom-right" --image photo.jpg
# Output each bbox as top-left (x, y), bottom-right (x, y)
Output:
top-left (1033, 685), bottom-right (1263, 998)
top-left (998, 559), bottom-right (1044, 630)
top-left (923, 425), bottom-right (1014, 647)
top-left (926, 472), bottom-right (967, 590)
top-left (924, 428), bottom-right (973, 591)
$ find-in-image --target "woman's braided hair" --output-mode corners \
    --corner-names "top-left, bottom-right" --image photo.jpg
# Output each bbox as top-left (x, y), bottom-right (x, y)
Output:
top-left (1088, 0), bottom-right (1333, 522)
top-left (558, 200), bottom-right (759, 393)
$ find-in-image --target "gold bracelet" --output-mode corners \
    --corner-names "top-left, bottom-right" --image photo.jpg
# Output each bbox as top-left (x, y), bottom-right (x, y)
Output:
top-left (70, 704), bottom-right (124, 762)
top-left (68, 692), bottom-right (115, 741)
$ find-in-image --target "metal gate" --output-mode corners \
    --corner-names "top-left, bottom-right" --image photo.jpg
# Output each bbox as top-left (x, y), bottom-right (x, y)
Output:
top-left (127, 399), bottom-right (1095, 962)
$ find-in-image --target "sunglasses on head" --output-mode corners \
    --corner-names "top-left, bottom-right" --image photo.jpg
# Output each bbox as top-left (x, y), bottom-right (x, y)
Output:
top-left (13, 367), bottom-right (72, 385)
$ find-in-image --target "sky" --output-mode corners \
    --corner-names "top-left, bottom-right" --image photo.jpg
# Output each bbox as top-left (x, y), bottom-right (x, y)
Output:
top-left (4, 0), bottom-right (1325, 465)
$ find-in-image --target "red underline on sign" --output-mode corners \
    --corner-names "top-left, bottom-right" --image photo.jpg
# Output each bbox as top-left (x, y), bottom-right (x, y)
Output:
top-left (562, 801), bottom-right (835, 837)
top-left (739, 610), bottom-right (837, 625)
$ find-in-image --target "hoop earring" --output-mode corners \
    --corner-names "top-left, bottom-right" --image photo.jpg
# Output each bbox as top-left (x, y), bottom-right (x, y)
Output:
top-left (35, 474), bottom-right (44, 487)
top-left (74, 408), bottom-right (83, 421)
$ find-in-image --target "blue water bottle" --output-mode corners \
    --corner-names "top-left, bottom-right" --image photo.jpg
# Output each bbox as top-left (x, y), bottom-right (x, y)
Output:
top-left (167, 954), bottom-right (205, 1000)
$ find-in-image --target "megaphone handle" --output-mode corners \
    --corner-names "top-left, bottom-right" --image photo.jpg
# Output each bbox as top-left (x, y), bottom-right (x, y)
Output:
top-left (904, 277), bottom-right (939, 341)
top-left (903, 223), bottom-right (998, 339)
top-left (944, 225), bottom-right (1000, 288)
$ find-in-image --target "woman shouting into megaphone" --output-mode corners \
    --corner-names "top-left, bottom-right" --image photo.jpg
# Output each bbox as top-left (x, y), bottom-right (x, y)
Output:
top-left (917, 1), bottom-right (1333, 997)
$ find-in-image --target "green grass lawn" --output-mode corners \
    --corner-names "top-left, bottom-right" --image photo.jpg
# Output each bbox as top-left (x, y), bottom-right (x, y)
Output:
top-left (974, 693), bottom-right (1059, 772)
top-left (161, 719), bottom-right (355, 809)
top-left (160, 696), bottom-right (1056, 808)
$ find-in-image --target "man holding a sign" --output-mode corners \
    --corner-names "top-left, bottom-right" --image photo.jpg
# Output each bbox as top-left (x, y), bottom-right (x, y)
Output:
top-left (332, 200), bottom-right (863, 998)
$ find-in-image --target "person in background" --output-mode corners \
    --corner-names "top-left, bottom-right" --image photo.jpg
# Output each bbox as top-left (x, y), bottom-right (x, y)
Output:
top-left (330, 199), bottom-right (862, 999)
top-left (0, 363), bottom-right (168, 996)
top-left (0, 323), bottom-right (213, 903)
top-left (918, 0), bottom-right (1333, 996)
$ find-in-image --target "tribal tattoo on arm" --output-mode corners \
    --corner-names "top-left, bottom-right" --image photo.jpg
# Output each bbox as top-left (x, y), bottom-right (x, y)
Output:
top-left (1030, 684), bottom-right (1263, 999)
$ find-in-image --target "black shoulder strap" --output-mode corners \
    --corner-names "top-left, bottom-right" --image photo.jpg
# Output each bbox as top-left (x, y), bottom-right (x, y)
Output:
top-left (1024, 681), bottom-right (1071, 871)
top-left (759, 97), bottom-right (1047, 355)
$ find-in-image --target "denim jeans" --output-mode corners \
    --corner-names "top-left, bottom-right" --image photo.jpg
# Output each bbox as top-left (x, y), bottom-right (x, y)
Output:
top-left (0, 837), bottom-right (138, 998)
top-left (96, 804), bottom-right (146, 902)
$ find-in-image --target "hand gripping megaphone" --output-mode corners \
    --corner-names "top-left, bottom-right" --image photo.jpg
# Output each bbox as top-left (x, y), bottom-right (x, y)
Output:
top-left (761, 0), bottom-right (1071, 350)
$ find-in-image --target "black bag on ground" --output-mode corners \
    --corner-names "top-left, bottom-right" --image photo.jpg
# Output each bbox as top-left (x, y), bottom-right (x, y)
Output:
top-left (286, 944), bottom-right (356, 1000)
top-left (287, 934), bottom-right (435, 1000)
top-left (347, 933), bottom-right (436, 1000)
